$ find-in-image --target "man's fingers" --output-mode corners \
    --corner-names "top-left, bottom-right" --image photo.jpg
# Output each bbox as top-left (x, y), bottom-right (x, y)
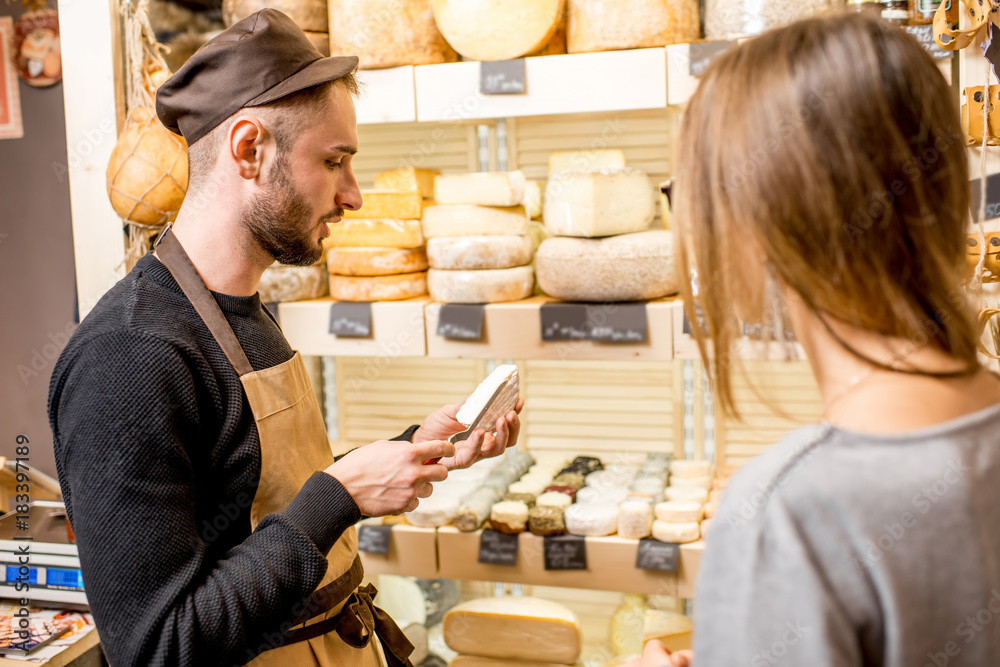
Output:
top-left (412, 439), bottom-right (456, 463)
top-left (403, 497), bottom-right (419, 513)
top-left (422, 463), bottom-right (449, 483)
top-left (415, 481), bottom-right (434, 498)
top-left (514, 397), bottom-right (524, 413)
top-left (642, 640), bottom-right (673, 666)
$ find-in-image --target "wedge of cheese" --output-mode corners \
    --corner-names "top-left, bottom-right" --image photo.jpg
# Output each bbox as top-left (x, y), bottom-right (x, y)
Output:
top-left (374, 167), bottom-right (439, 199)
top-left (548, 148), bottom-right (626, 176)
top-left (426, 235), bottom-right (533, 270)
top-left (432, 0), bottom-right (563, 61)
top-left (343, 190), bottom-right (424, 220)
top-left (329, 272), bottom-right (427, 301)
top-left (434, 171), bottom-right (526, 207)
top-left (428, 266), bottom-right (534, 303)
top-left (523, 179), bottom-right (543, 219)
top-left (327, 219), bottom-right (424, 249)
top-left (543, 168), bottom-right (654, 237)
top-left (643, 610), bottom-right (693, 651)
top-left (457, 364), bottom-right (519, 430)
top-left (423, 205), bottom-right (529, 238)
top-left (327, 247), bottom-right (428, 276)
top-left (443, 597), bottom-right (582, 663)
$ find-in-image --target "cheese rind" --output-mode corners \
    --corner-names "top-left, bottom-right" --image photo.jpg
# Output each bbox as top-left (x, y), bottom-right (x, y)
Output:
top-left (489, 500), bottom-right (529, 534)
top-left (566, 0), bottom-right (700, 53)
top-left (428, 266), bottom-right (534, 303)
top-left (432, 0), bottom-right (564, 61)
top-left (344, 190), bottom-right (424, 219)
top-left (535, 231), bottom-right (677, 302)
top-left (643, 610), bottom-right (693, 651)
top-left (327, 247), bottom-right (428, 276)
top-left (564, 503), bottom-right (618, 537)
top-left (374, 167), bottom-right (440, 199)
top-left (328, 0), bottom-right (458, 69)
top-left (652, 520), bottom-right (701, 543)
top-left (434, 171), bottom-right (527, 207)
top-left (426, 235), bottom-right (533, 270)
top-left (327, 219), bottom-right (424, 248)
top-left (543, 168), bottom-right (654, 237)
top-left (443, 597), bottom-right (582, 663)
top-left (617, 500), bottom-right (654, 539)
top-left (548, 148), bottom-right (626, 176)
top-left (423, 205), bottom-right (529, 238)
top-left (258, 264), bottom-right (328, 303)
top-left (457, 365), bottom-right (519, 427)
top-left (654, 501), bottom-right (704, 523)
top-left (329, 272), bottom-right (427, 301)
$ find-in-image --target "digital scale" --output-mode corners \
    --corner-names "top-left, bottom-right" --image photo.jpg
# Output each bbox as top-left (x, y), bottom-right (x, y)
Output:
top-left (0, 501), bottom-right (87, 608)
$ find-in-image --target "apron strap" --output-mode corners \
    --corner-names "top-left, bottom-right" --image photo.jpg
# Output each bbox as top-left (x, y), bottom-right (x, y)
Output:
top-left (154, 226), bottom-right (255, 377)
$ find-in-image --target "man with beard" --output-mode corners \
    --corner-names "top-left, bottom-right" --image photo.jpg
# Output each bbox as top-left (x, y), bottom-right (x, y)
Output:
top-left (48, 10), bottom-right (523, 667)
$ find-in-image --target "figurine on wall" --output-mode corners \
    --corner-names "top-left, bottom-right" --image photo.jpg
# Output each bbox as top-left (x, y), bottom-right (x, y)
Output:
top-left (13, 6), bottom-right (60, 87)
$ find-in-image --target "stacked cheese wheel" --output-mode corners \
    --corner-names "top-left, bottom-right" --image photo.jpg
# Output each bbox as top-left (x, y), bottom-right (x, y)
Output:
top-left (257, 259), bottom-right (329, 304)
top-left (566, 0), bottom-right (700, 54)
top-left (325, 168), bottom-right (437, 302)
top-left (701, 464), bottom-right (736, 539)
top-left (424, 170), bottom-right (536, 304)
top-left (328, 0), bottom-right (458, 69)
top-left (651, 460), bottom-right (713, 544)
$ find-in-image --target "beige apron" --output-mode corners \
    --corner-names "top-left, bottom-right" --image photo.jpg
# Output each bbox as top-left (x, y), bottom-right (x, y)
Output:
top-left (155, 228), bottom-right (414, 667)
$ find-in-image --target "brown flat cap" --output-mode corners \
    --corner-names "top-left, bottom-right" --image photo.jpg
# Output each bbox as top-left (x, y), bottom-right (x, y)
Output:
top-left (156, 9), bottom-right (358, 145)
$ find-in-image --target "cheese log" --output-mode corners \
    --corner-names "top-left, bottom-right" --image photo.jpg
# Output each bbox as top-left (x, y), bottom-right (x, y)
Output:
top-left (343, 190), bottom-right (424, 219)
top-left (523, 180), bottom-right (543, 219)
top-left (670, 460), bottom-right (713, 479)
top-left (543, 168), bottom-right (654, 237)
top-left (428, 266), bottom-right (534, 304)
top-left (535, 231), bottom-right (677, 302)
top-left (643, 610), bottom-right (693, 651)
top-left (443, 597), bottom-right (582, 663)
top-left (664, 486), bottom-right (710, 503)
top-left (564, 503), bottom-right (618, 537)
top-left (329, 272), bottom-right (427, 301)
top-left (489, 500), bottom-right (529, 534)
top-left (535, 491), bottom-right (573, 510)
top-left (223, 0), bottom-right (327, 31)
top-left (457, 365), bottom-right (519, 428)
top-left (258, 264), bottom-right (328, 302)
top-left (449, 658), bottom-right (580, 667)
top-left (374, 167), bottom-right (439, 199)
top-left (652, 520), bottom-right (701, 544)
top-left (454, 487), bottom-right (502, 532)
top-left (328, 0), bottom-right (458, 69)
top-left (327, 247), bottom-right (428, 276)
top-left (326, 219), bottom-right (423, 248)
top-left (566, 0), bottom-right (699, 53)
top-left (434, 171), bottom-right (527, 207)
top-left (423, 205), bottom-right (529, 238)
top-left (528, 505), bottom-right (566, 536)
top-left (548, 148), bottom-right (626, 176)
top-left (654, 501), bottom-right (704, 523)
top-left (431, 0), bottom-right (564, 61)
top-left (426, 235), bottom-right (533, 270)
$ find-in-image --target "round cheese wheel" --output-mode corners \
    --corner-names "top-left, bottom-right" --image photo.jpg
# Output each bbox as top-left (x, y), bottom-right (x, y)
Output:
top-left (654, 501), bottom-right (704, 523)
top-left (617, 500), bottom-right (653, 539)
top-left (652, 520), bottom-right (700, 544)
top-left (329, 0), bottom-right (458, 69)
top-left (490, 500), bottom-right (530, 534)
top-left (536, 491), bottom-right (573, 510)
top-left (406, 495), bottom-right (460, 527)
top-left (428, 266), bottom-right (534, 303)
top-left (432, 0), bottom-right (565, 61)
top-left (329, 272), bottom-right (427, 301)
top-left (669, 475), bottom-right (713, 491)
top-left (670, 460), bottom-right (713, 479)
top-left (567, 0), bottom-right (699, 53)
top-left (223, 0), bottom-right (328, 31)
top-left (327, 247), bottom-right (428, 276)
top-left (565, 503), bottom-right (618, 537)
top-left (664, 486), bottom-right (710, 503)
top-left (426, 235), bottom-right (533, 270)
top-left (258, 264), bottom-right (329, 303)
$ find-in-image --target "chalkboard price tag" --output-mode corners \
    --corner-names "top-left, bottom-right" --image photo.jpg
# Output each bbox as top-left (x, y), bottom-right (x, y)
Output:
top-left (478, 530), bottom-right (519, 566)
top-left (540, 303), bottom-right (648, 343)
top-left (688, 41), bottom-right (736, 78)
top-left (357, 524), bottom-right (392, 555)
top-left (480, 59), bottom-right (526, 95)
top-left (635, 538), bottom-right (679, 572)
top-left (329, 302), bottom-right (372, 337)
top-left (970, 173), bottom-right (1000, 222)
top-left (437, 304), bottom-right (486, 340)
top-left (543, 535), bottom-right (588, 571)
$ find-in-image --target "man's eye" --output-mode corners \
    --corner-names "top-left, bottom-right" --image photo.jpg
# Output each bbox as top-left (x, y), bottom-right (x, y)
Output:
top-left (326, 160), bottom-right (342, 169)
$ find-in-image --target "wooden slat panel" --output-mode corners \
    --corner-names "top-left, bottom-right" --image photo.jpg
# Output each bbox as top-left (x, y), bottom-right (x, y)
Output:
top-left (352, 122), bottom-right (478, 189)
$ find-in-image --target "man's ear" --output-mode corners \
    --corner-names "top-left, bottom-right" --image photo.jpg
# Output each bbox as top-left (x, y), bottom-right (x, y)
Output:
top-left (228, 117), bottom-right (268, 181)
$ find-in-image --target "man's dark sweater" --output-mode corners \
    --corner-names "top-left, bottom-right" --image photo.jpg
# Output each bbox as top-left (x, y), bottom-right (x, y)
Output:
top-left (48, 253), bottom-right (371, 666)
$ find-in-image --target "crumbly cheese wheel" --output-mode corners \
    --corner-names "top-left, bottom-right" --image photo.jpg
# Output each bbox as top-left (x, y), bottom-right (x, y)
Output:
top-left (566, 0), bottom-right (699, 53)
top-left (528, 505), bottom-right (566, 536)
top-left (670, 460), bottom-right (713, 479)
top-left (617, 500), bottom-right (653, 539)
top-left (664, 486), bottom-right (710, 503)
top-left (344, 190), bottom-right (424, 219)
top-left (329, 272), bottom-right (427, 301)
top-left (443, 597), bottom-right (582, 663)
top-left (223, 0), bottom-right (328, 31)
top-left (423, 205), bottom-right (529, 238)
top-left (652, 520), bottom-right (700, 544)
top-left (548, 148), bottom-right (626, 176)
top-left (669, 475), bottom-right (713, 491)
top-left (523, 180), bottom-right (543, 219)
top-left (258, 264), bottom-right (328, 303)
top-left (426, 235), bottom-right (533, 270)
top-left (543, 168), bottom-right (654, 237)
top-left (374, 167), bottom-right (439, 199)
top-left (432, 0), bottom-right (564, 61)
top-left (535, 231), bottom-right (677, 302)
top-left (457, 365), bottom-right (519, 428)
top-left (643, 610), bottom-right (693, 651)
top-left (489, 500), bottom-right (529, 534)
top-left (535, 491), bottom-right (573, 510)
top-left (654, 501), bottom-right (704, 523)
top-left (564, 503), bottom-right (618, 537)
top-left (434, 171), bottom-right (526, 207)
top-left (428, 266), bottom-right (534, 304)
top-left (326, 219), bottom-right (424, 248)
top-left (327, 247), bottom-right (428, 276)
top-left (329, 0), bottom-right (458, 68)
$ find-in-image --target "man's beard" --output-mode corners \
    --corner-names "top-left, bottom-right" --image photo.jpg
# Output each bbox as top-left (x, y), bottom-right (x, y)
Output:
top-left (243, 155), bottom-right (341, 266)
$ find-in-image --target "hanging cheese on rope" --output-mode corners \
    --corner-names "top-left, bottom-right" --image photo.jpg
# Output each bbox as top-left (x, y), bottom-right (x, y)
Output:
top-left (223, 0), bottom-right (328, 31)
top-left (428, 266), bottom-right (534, 303)
top-left (567, 0), bottom-right (699, 53)
top-left (432, 0), bottom-right (565, 61)
top-left (329, 0), bottom-right (458, 69)
top-left (330, 272), bottom-right (427, 301)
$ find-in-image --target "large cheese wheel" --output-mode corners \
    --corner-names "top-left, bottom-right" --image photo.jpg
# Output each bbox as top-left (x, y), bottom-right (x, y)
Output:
top-left (543, 168), bottom-right (654, 238)
top-left (443, 597), bottom-right (582, 663)
top-left (344, 190), bottom-right (424, 219)
top-left (548, 148), bottom-right (626, 176)
top-left (564, 502), bottom-right (618, 537)
top-left (432, 0), bottom-right (565, 61)
top-left (426, 235), bottom-right (533, 270)
top-left (329, 0), bottom-right (458, 69)
top-left (566, 0), bottom-right (699, 53)
top-left (374, 167), bottom-right (439, 199)
top-left (434, 171), bottom-right (526, 207)
top-left (326, 219), bottom-right (424, 248)
top-left (223, 0), bottom-right (328, 32)
top-left (670, 460), bottom-right (713, 479)
top-left (428, 266), bottom-right (534, 303)
top-left (535, 230), bottom-right (677, 302)
top-left (654, 501), bottom-right (704, 523)
top-left (652, 520), bottom-right (700, 544)
top-left (704, 0), bottom-right (837, 39)
top-left (423, 205), bottom-right (529, 238)
top-left (258, 264), bottom-right (329, 302)
top-left (327, 247), bottom-right (428, 276)
top-left (329, 272), bottom-right (427, 301)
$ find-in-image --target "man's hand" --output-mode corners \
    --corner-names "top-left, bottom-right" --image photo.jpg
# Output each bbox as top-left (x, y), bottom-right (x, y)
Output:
top-left (324, 439), bottom-right (455, 516)
top-left (623, 641), bottom-right (692, 667)
top-left (412, 398), bottom-right (525, 470)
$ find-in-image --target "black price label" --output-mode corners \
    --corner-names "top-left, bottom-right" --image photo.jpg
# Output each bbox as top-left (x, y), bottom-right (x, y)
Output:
top-left (357, 524), bottom-right (392, 555)
top-left (635, 538), bottom-right (679, 572)
top-left (480, 59), bottom-right (526, 95)
top-left (540, 303), bottom-right (648, 343)
top-left (329, 302), bottom-right (372, 337)
top-left (543, 535), bottom-right (587, 571)
top-left (688, 41), bottom-right (736, 78)
top-left (478, 529), bottom-right (519, 566)
top-left (437, 304), bottom-right (485, 340)
top-left (971, 173), bottom-right (1000, 222)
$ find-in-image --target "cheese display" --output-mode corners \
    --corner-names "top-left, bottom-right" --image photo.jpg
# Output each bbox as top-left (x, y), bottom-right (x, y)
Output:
top-left (644, 610), bottom-right (694, 651)
top-left (489, 500), bottom-right (530, 534)
top-left (443, 597), bottom-right (583, 663)
top-left (434, 171), bottom-right (527, 207)
top-left (428, 266), bottom-right (534, 303)
top-left (423, 205), bottom-right (530, 238)
top-left (565, 503), bottom-right (618, 537)
top-left (566, 0), bottom-right (699, 53)
top-left (704, 0), bottom-right (837, 39)
top-left (328, 0), bottom-right (458, 68)
top-left (326, 219), bottom-right (423, 248)
top-left (454, 488), bottom-right (502, 532)
top-left (523, 180), bottom-right (543, 220)
top-left (654, 501), bottom-right (704, 523)
top-left (535, 491), bottom-right (574, 510)
top-left (528, 505), bottom-right (568, 536)
top-left (258, 263), bottom-right (328, 303)
top-left (652, 520), bottom-right (701, 544)
top-left (327, 247), bottom-right (428, 276)
top-left (431, 0), bottom-right (564, 61)
top-left (407, 495), bottom-right (462, 527)
top-left (670, 460), bottom-right (713, 479)
top-left (374, 167), bottom-right (439, 199)
top-left (664, 486), bottom-right (710, 503)
top-left (548, 148), bottom-right (626, 176)
top-left (223, 0), bottom-right (328, 31)
top-left (343, 190), bottom-right (424, 219)
top-left (426, 235), bottom-right (533, 270)
top-left (329, 272), bottom-right (427, 301)
top-left (617, 500), bottom-right (653, 539)
top-left (457, 364), bottom-right (520, 429)
top-left (669, 475), bottom-right (713, 490)
top-left (535, 231), bottom-right (678, 302)
top-left (543, 168), bottom-right (654, 237)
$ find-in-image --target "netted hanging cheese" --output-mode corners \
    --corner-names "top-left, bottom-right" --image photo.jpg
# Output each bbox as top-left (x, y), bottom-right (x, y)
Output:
top-left (544, 168), bottom-right (654, 237)
top-left (223, 0), bottom-right (328, 31)
top-left (565, 503), bottom-right (618, 537)
top-left (548, 148), bottom-right (626, 176)
top-left (329, 272), bottom-right (427, 301)
top-left (432, 0), bottom-right (564, 61)
top-left (423, 205), bottom-right (529, 238)
top-left (326, 219), bottom-right (423, 249)
top-left (434, 171), bottom-right (526, 207)
top-left (443, 597), bottom-right (583, 663)
top-left (344, 190), bottom-right (424, 219)
top-left (328, 0), bottom-right (458, 69)
top-left (652, 520), bottom-right (700, 543)
top-left (327, 247), bottom-right (428, 276)
top-left (426, 235), bottom-right (533, 270)
top-left (535, 231), bottom-right (677, 302)
top-left (258, 264), bottom-right (328, 302)
top-left (566, 0), bottom-right (699, 53)
top-left (428, 266), bottom-right (534, 303)
top-left (374, 167), bottom-right (439, 199)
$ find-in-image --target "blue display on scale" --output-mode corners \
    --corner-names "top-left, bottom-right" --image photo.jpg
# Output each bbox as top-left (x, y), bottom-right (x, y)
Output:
top-left (46, 568), bottom-right (83, 589)
top-left (5, 566), bottom-right (38, 585)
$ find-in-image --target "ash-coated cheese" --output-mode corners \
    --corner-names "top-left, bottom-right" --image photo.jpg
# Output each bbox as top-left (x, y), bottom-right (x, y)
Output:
top-left (617, 500), bottom-right (653, 539)
top-left (548, 148), bottom-right (626, 176)
top-left (423, 205), bottom-right (529, 238)
top-left (428, 266), bottom-right (534, 304)
top-left (670, 460), bottom-right (713, 479)
top-left (490, 500), bottom-right (529, 534)
top-left (434, 171), bottom-right (526, 207)
top-left (654, 501), bottom-right (704, 523)
top-left (535, 230), bottom-right (677, 302)
top-left (343, 190), bottom-right (424, 220)
top-left (426, 235), bottom-right (533, 270)
top-left (566, 0), bottom-right (699, 53)
top-left (329, 272), bottom-right (427, 301)
top-left (432, 0), bottom-right (564, 61)
top-left (326, 219), bottom-right (423, 248)
top-left (528, 505), bottom-right (567, 536)
top-left (543, 168), bottom-right (654, 237)
top-left (457, 365), bottom-right (519, 428)
top-left (328, 0), bottom-right (458, 69)
top-left (564, 503), bottom-right (618, 537)
top-left (327, 247), bottom-right (428, 276)
top-left (443, 597), bottom-right (582, 663)
top-left (652, 520), bottom-right (701, 544)
top-left (374, 167), bottom-right (439, 199)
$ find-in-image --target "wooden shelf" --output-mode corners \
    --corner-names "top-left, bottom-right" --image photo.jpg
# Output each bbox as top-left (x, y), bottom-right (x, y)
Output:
top-left (278, 297), bottom-right (428, 357)
top-left (356, 66), bottom-right (417, 125)
top-left (356, 522), bottom-right (438, 579)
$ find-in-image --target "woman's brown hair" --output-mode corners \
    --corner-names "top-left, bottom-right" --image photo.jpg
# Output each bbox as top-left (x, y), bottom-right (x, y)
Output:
top-left (673, 12), bottom-right (977, 419)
